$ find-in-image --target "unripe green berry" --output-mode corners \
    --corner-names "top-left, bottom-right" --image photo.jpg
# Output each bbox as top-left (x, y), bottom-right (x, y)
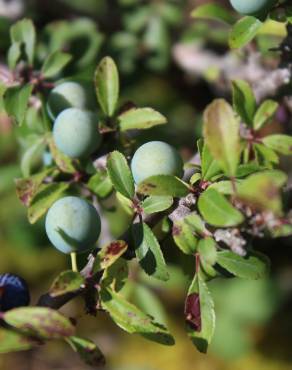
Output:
top-left (47, 81), bottom-right (95, 120)
top-left (229, 0), bottom-right (276, 16)
top-left (131, 141), bottom-right (183, 184)
top-left (53, 108), bottom-right (101, 158)
top-left (45, 196), bottom-right (101, 254)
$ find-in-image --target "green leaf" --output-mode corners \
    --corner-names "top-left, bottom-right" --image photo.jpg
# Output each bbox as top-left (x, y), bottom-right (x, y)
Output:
top-left (0, 327), bottom-right (35, 353)
top-left (133, 284), bottom-right (167, 325)
top-left (198, 238), bottom-right (217, 266)
top-left (232, 80), bottom-right (256, 125)
top-left (191, 3), bottom-right (235, 25)
top-left (132, 222), bottom-right (169, 281)
top-left (28, 182), bottom-right (69, 224)
top-left (185, 213), bottom-right (209, 236)
top-left (4, 84), bottom-right (33, 125)
top-left (41, 51), bottom-right (72, 78)
top-left (254, 143), bottom-right (279, 165)
top-left (87, 168), bottom-right (113, 198)
top-left (185, 273), bottom-right (215, 353)
top-left (271, 224), bottom-right (292, 238)
top-left (199, 140), bottom-right (222, 181)
top-left (237, 170), bottom-right (287, 215)
top-left (236, 163), bottom-right (265, 178)
top-left (229, 16), bottom-right (262, 49)
top-left (262, 134), bottom-right (292, 155)
top-left (208, 181), bottom-right (236, 195)
top-left (92, 240), bottom-right (128, 273)
top-left (9, 18), bottom-right (36, 65)
top-left (49, 270), bottom-right (85, 297)
top-left (198, 188), bottom-right (244, 227)
top-left (15, 168), bottom-right (56, 207)
top-left (7, 41), bottom-right (21, 70)
top-left (142, 195), bottom-right (173, 215)
top-left (217, 251), bottom-right (269, 279)
top-left (3, 307), bottom-right (75, 339)
top-left (203, 99), bottom-right (240, 177)
top-left (21, 137), bottom-right (46, 177)
top-left (100, 287), bottom-right (174, 345)
top-left (66, 336), bottom-right (105, 367)
top-left (137, 175), bottom-right (189, 197)
top-left (118, 107), bottom-right (167, 131)
top-left (172, 219), bottom-right (198, 255)
top-left (47, 135), bottom-right (77, 174)
top-left (253, 100), bottom-right (279, 130)
top-left (101, 258), bottom-right (128, 292)
top-left (107, 151), bottom-right (135, 199)
top-left (190, 172), bottom-right (201, 185)
top-left (95, 56), bottom-right (119, 117)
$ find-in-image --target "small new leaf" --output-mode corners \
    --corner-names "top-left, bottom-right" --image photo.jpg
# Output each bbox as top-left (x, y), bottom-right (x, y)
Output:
top-left (232, 79), bottom-right (256, 125)
top-left (253, 100), bottom-right (279, 130)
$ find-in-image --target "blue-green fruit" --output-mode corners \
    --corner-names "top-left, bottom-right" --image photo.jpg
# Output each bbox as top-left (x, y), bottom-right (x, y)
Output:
top-left (53, 108), bottom-right (101, 158)
top-left (229, 0), bottom-right (275, 16)
top-left (47, 81), bottom-right (95, 120)
top-left (131, 141), bottom-right (183, 184)
top-left (45, 196), bottom-right (101, 254)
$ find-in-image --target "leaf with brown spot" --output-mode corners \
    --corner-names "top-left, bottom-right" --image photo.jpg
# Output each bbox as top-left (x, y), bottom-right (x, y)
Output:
top-left (137, 175), bottom-right (189, 197)
top-left (47, 135), bottom-right (77, 174)
top-left (49, 270), bottom-right (85, 298)
top-left (101, 257), bottom-right (129, 292)
top-left (185, 273), bottom-right (215, 353)
top-left (92, 240), bottom-right (128, 274)
top-left (0, 327), bottom-right (37, 353)
top-left (3, 307), bottom-right (75, 340)
top-left (100, 287), bottom-right (174, 346)
top-left (66, 336), bottom-right (105, 367)
top-left (15, 168), bottom-right (58, 207)
top-left (28, 182), bottom-right (69, 224)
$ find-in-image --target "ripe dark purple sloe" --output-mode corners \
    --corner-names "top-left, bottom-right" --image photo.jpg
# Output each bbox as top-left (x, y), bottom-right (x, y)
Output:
top-left (0, 273), bottom-right (30, 312)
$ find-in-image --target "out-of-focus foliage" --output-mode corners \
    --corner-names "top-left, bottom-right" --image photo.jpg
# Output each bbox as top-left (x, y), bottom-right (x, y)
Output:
top-left (0, 0), bottom-right (292, 369)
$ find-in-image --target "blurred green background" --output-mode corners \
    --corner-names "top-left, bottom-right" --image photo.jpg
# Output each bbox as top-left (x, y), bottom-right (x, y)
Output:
top-left (0, 0), bottom-right (292, 369)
